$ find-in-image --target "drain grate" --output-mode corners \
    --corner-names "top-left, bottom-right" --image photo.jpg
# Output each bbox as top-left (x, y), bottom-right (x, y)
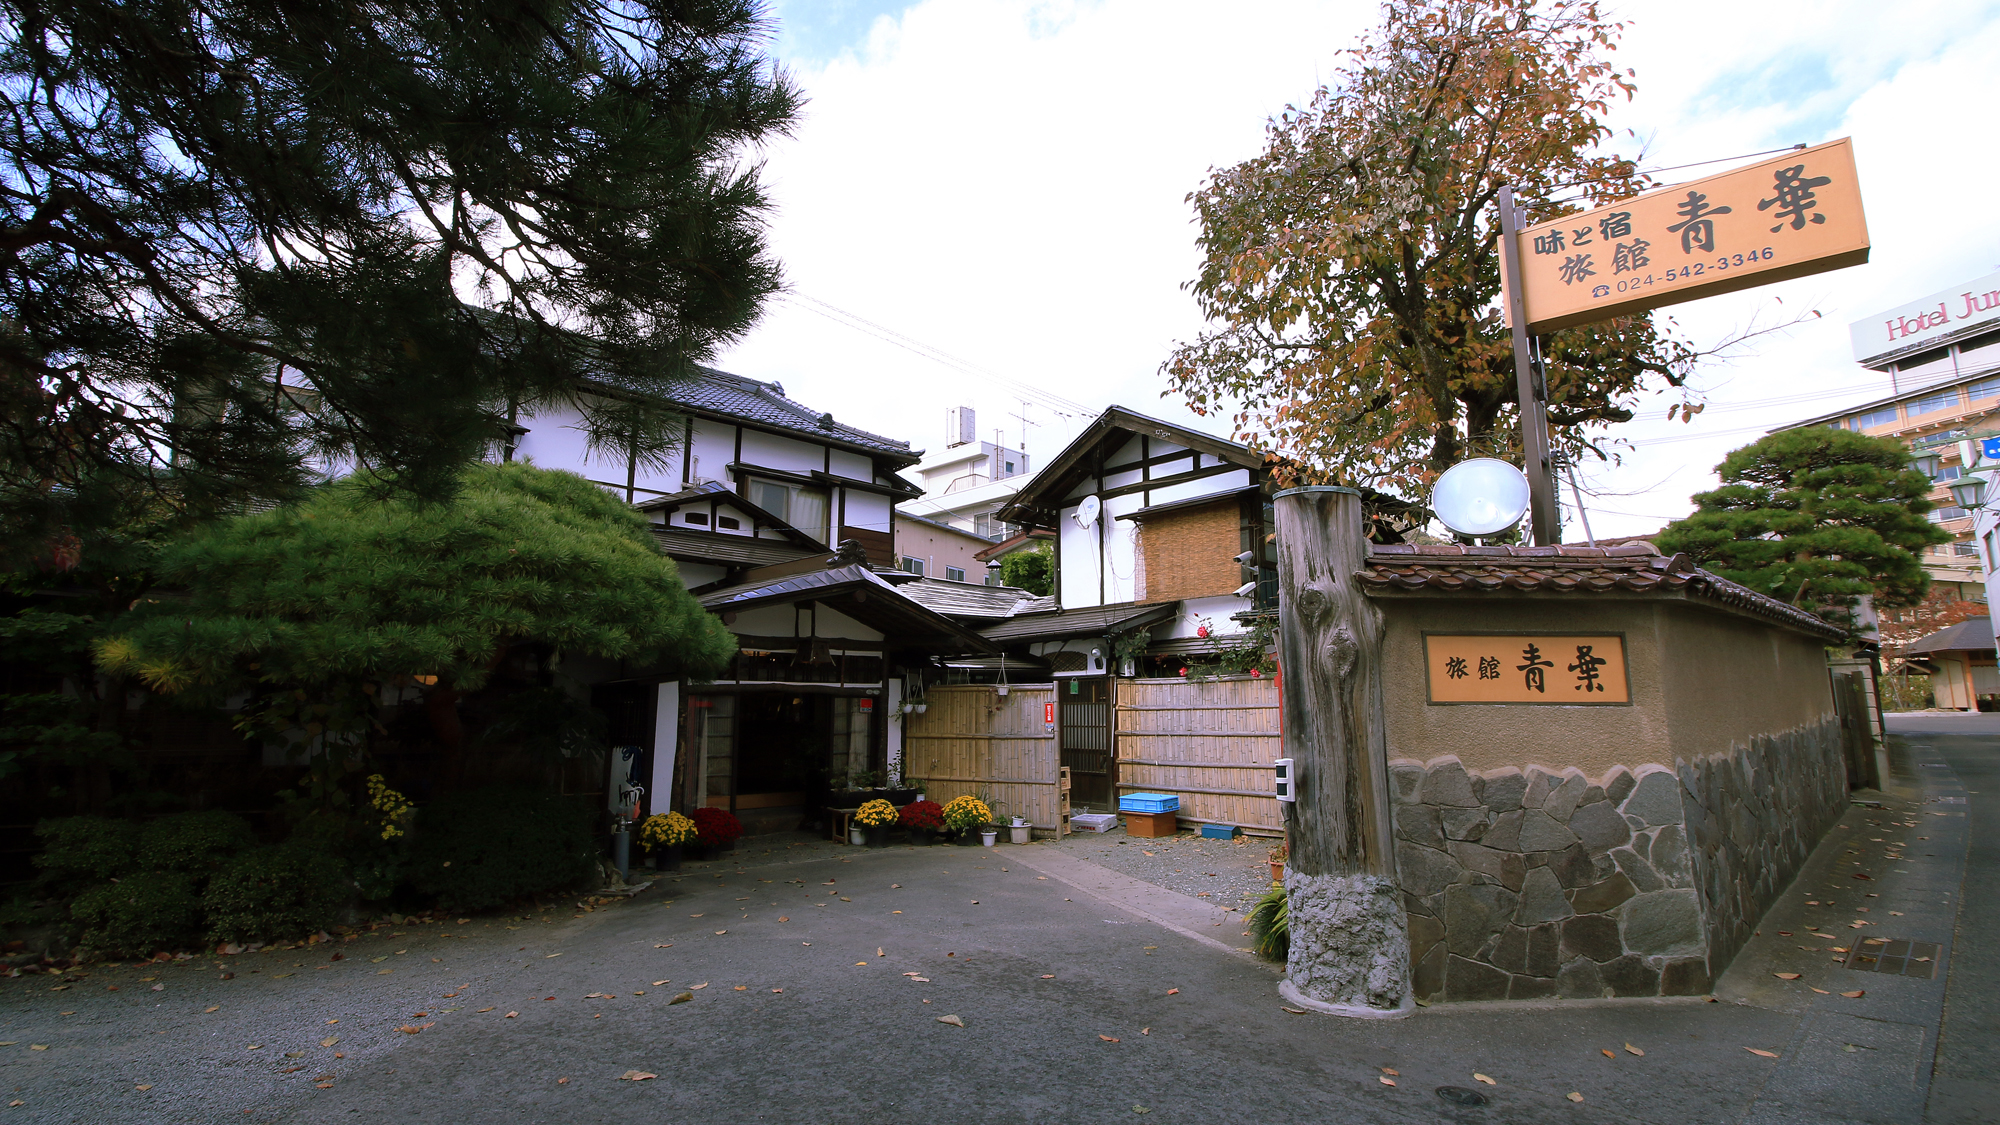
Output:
top-left (1844, 938), bottom-right (1941, 978)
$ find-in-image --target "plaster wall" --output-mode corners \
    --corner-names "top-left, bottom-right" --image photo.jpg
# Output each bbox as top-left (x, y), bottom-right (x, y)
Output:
top-left (739, 428), bottom-right (825, 475)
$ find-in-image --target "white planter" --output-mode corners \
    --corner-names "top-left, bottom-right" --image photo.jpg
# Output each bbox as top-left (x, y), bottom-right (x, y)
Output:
top-left (979, 830), bottom-right (998, 847)
top-left (1009, 825), bottom-right (1031, 845)
top-left (850, 826), bottom-right (866, 845)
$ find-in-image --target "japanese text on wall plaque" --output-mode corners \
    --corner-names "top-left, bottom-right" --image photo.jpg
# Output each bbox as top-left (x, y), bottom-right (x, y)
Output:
top-left (1504, 138), bottom-right (1868, 334)
top-left (1423, 634), bottom-right (1630, 705)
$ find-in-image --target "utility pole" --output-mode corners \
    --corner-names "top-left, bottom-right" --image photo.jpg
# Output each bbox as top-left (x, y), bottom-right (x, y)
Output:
top-left (1498, 185), bottom-right (1561, 546)
top-left (1008, 398), bottom-right (1041, 459)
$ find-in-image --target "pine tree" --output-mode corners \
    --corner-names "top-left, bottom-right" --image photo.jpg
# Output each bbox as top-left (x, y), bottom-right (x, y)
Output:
top-left (1657, 428), bottom-right (1947, 629)
top-left (0, 0), bottom-right (800, 543)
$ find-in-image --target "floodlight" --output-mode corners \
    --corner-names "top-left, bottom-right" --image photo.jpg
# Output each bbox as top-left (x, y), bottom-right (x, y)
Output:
top-left (1431, 458), bottom-right (1531, 537)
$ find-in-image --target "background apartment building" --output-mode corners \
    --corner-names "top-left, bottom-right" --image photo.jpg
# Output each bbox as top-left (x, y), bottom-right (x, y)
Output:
top-left (895, 406), bottom-right (1036, 582)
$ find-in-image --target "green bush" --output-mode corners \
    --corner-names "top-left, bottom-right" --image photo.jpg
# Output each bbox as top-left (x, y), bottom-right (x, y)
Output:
top-left (1247, 883), bottom-right (1289, 961)
top-left (34, 816), bottom-right (140, 887)
top-left (203, 845), bottom-right (351, 943)
top-left (71, 873), bottom-right (205, 955)
top-left (136, 810), bottom-right (257, 880)
top-left (407, 784), bottom-right (597, 911)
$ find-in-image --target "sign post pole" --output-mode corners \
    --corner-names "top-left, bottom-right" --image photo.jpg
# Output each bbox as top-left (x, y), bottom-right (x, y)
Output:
top-left (1499, 185), bottom-right (1561, 546)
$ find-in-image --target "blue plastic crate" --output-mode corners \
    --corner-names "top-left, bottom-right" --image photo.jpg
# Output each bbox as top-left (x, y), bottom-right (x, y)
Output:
top-left (1118, 792), bottom-right (1180, 813)
top-left (1199, 823), bottom-right (1238, 840)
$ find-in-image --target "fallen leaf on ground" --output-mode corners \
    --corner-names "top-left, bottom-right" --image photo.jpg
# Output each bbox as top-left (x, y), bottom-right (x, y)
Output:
top-left (1567, 1092), bottom-right (1584, 1103)
top-left (778, 917), bottom-right (789, 923)
top-left (504, 1011), bottom-right (519, 1018)
top-left (733, 986), bottom-right (747, 991)
top-left (909, 976), bottom-right (930, 983)
top-left (1166, 988), bottom-right (1179, 995)
top-left (1379, 1076), bottom-right (1396, 1087)
top-left (877, 948), bottom-right (885, 957)
top-left (1773, 973), bottom-right (1802, 980)
top-left (1142, 1028), bottom-right (1150, 1035)
top-left (134, 1084), bottom-right (152, 1091)
top-left (669, 992), bottom-right (693, 1005)
top-left (937, 1015), bottom-right (965, 1027)
top-left (1841, 990), bottom-right (1865, 998)
top-left (320, 1037), bottom-right (338, 1047)
top-left (714, 931), bottom-right (727, 935)
top-left (244, 1045), bottom-right (259, 1051)
top-left (477, 1007), bottom-right (494, 1013)
top-left (1810, 988), bottom-right (1829, 994)
top-left (653, 944), bottom-right (672, 949)
top-left (1473, 1074), bottom-right (1496, 1085)
top-left (653, 980), bottom-right (670, 986)
top-left (619, 1070), bottom-right (656, 1082)
top-left (771, 989), bottom-right (783, 993)
top-left (1625, 1043), bottom-right (1644, 1056)
top-left (1281, 1007), bottom-right (1306, 1015)
top-left (1380, 1067), bottom-right (1398, 1076)
top-left (204, 1006), bottom-right (219, 1013)
top-left (1745, 1048), bottom-right (1779, 1058)
top-left (396, 1023), bottom-right (433, 1034)
top-left (1601, 1049), bottom-right (1615, 1058)
top-left (557, 1077), bottom-right (570, 1085)
top-left (1100, 1035), bottom-right (1121, 1043)
top-left (1040, 974), bottom-right (1055, 979)
top-left (690, 983), bottom-right (708, 990)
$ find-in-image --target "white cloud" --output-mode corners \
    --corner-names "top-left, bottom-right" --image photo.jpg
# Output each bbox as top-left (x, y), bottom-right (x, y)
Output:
top-left (718, 0), bottom-right (2000, 538)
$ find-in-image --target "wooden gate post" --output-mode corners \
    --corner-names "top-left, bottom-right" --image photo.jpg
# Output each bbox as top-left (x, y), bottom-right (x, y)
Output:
top-left (1272, 487), bottom-right (1412, 1017)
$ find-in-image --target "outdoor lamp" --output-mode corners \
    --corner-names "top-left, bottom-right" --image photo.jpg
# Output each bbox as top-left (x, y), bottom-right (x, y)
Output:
top-left (1909, 451), bottom-right (1942, 478)
top-left (1948, 472), bottom-right (1990, 509)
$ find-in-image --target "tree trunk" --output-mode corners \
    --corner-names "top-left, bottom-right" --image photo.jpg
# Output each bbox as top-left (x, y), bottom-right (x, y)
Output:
top-left (1272, 486), bottom-right (1411, 1017)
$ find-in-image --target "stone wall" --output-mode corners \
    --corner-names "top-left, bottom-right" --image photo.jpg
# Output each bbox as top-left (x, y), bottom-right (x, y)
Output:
top-left (1392, 715), bottom-right (1844, 1003)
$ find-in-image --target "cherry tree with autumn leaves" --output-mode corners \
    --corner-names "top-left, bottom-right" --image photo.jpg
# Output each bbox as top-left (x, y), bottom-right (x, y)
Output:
top-left (1165, 0), bottom-right (1723, 495)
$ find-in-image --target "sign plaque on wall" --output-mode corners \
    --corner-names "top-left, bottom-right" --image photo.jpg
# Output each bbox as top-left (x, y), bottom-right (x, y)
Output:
top-left (1423, 634), bottom-right (1630, 705)
top-left (1503, 138), bottom-right (1869, 334)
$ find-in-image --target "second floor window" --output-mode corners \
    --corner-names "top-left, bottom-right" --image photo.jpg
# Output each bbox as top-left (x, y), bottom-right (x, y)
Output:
top-left (750, 479), bottom-right (829, 541)
top-left (945, 566), bottom-right (966, 582)
top-left (899, 556), bottom-right (925, 576)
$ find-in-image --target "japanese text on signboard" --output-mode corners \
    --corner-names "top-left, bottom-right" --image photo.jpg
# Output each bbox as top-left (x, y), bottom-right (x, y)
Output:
top-left (1423, 634), bottom-right (1629, 705)
top-left (1506, 138), bottom-right (1868, 334)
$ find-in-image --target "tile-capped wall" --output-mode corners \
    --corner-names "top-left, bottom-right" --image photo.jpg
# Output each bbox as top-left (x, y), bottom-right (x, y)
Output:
top-left (1391, 715), bottom-right (1843, 1003)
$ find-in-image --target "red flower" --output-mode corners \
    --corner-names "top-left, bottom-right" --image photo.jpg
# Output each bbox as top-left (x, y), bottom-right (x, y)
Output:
top-left (1178, 668), bottom-right (1188, 677)
top-left (898, 800), bottom-right (944, 830)
top-left (1250, 668), bottom-right (1262, 678)
top-left (689, 807), bottom-right (742, 846)
top-left (1196, 625), bottom-right (1210, 638)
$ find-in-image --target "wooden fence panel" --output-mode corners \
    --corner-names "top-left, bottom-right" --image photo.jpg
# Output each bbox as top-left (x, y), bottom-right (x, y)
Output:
top-left (903, 685), bottom-right (1063, 832)
top-left (1116, 675), bottom-right (1283, 834)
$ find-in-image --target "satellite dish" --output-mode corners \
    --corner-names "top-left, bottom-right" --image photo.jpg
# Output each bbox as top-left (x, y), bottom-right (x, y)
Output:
top-left (1074, 494), bottom-right (1102, 528)
top-left (1431, 458), bottom-right (1531, 537)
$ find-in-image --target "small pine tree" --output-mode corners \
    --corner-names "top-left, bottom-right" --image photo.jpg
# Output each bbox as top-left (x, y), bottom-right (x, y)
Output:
top-left (1657, 428), bottom-right (1948, 631)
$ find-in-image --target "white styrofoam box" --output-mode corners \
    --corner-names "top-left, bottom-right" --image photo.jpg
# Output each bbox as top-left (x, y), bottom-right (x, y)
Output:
top-left (1071, 812), bottom-right (1117, 833)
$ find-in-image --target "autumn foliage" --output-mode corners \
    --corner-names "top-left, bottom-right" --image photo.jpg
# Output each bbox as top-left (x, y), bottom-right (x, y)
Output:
top-left (1166, 0), bottom-right (1695, 494)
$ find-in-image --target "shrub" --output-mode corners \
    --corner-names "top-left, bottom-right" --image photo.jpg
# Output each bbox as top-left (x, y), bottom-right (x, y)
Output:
top-left (1247, 884), bottom-right (1289, 961)
top-left (72, 873), bottom-right (205, 955)
top-left (136, 810), bottom-right (257, 880)
top-left (34, 817), bottom-right (140, 887)
top-left (203, 845), bottom-right (351, 943)
top-left (406, 784), bottom-right (597, 911)
top-left (689, 807), bottom-right (741, 847)
top-left (897, 800), bottom-right (943, 830)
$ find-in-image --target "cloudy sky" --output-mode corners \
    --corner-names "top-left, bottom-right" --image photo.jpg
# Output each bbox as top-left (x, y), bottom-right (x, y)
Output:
top-left (713, 0), bottom-right (2000, 539)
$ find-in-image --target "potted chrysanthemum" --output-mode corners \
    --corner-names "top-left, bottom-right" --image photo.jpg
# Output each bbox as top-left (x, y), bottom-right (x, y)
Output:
top-left (638, 810), bottom-right (697, 871)
top-left (854, 798), bottom-right (898, 846)
top-left (898, 799), bottom-right (944, 845)
top-left (941, 795), bottom-right (992, 846)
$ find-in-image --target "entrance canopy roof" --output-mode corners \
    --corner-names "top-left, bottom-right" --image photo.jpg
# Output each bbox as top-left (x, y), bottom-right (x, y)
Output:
top-left (1899, 616), bottom-right (1996, 656)
top-left (699, 564), bottom-right (995, 654)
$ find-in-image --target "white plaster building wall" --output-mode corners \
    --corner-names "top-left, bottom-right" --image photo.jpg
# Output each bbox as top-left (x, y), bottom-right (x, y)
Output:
top-left (739, 428), bottom-right (826, 475)
top-left (1101, 491), bottom-right (1143, 604)
top-left (844, 490), bottom-right (893, 536)
top-left (1149, 468), bottom-right (1252, 505)
top-left (1059, 503), bottom-right (1102, 608)
top-left (829, 449), bottom-right (873, 482)
top-left (512, 403), bottom-right (600, 478)
top-left (810, 604), bottom-right (887, 642)
top-left (686, 418), bottom-right (738, 486)
top-left (1159, 594), bottom-right (1256, 638)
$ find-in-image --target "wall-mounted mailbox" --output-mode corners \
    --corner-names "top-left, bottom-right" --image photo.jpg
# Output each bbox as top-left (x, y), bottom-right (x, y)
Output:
top-left (1273, 757), bottom-right (1295, 803)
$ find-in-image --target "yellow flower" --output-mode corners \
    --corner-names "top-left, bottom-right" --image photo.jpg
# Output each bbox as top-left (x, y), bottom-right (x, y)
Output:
top-left (854, 799), bottom-right (898, 828)
top-left (941, 795), bottom-right (992, 831)
top-left (366, 775), bottom-right (416, 841)
top-left (639, 811), bottom-right (697, 849)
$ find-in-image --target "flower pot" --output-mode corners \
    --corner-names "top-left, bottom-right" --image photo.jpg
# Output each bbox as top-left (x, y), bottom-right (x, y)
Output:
top-left (954, 829), bottom-right (979, 846)
top-left (656, 844), bottom-right (684, 872)
top-left (1009, 825), bottom-right (1031, 845)
top-left (979, 829), bottom-right (998, 847)
top-left (909, 828), bottom-right (936, 846)
top-left (1269, 860), bottom-right (1284, 883)
top-left (849, 825), bottom-right (867, 845)
top-left (865, 825), bottom-right (889, 848)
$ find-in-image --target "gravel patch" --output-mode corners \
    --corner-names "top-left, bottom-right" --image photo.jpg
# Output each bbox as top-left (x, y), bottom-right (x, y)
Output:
top-left (1044, 828), bottom-right (1278, 915)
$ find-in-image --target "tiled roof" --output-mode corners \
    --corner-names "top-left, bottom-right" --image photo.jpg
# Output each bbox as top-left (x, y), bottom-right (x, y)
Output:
top-left (662, 368), bottom-right (916, 462)
top-left (895, 578), bottom-right (1038, 622)
top-left (652, 526), bottom-right (817, 569)
top-left (978, 600), bottom-right (1178, 644)
top-left (1897, 616), bottom-right (1995, 655)
top-left (696, 564), bottom-right (994, 653)
top-left (1361, 542), bottom-right (1848, 641)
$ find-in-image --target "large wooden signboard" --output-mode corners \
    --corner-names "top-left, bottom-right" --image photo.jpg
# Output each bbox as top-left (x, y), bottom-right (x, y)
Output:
top-left (1423, 633), bottom-right (1630, 705)
top-left (1505, 138), bottom-right (1869, 334)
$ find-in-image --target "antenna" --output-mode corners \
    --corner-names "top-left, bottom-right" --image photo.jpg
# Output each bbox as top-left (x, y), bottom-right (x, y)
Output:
top-left (1010, 398), bottom-right (1042, 455)
top-left (1074, 495), bottom-right (1102, 528)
